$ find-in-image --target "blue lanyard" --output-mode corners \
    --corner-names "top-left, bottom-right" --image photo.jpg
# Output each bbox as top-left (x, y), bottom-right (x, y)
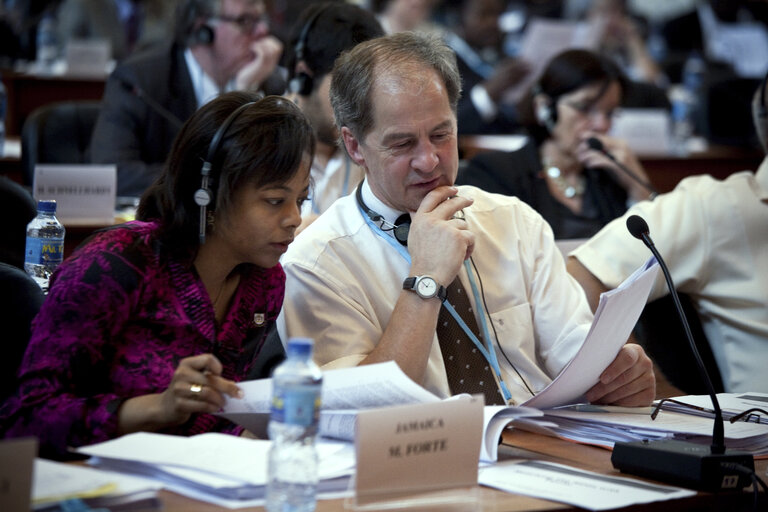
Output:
top-left (356, 200), bottom-right (512, 402)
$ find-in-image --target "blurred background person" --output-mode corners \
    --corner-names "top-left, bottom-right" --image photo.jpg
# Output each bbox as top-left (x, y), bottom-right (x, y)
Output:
top-left (458, 49), bottom-right (654, 239)
top-left (0, 92), bottom-right (315, 458)
top-left (370, 0), bottom-right (440, 34)
top-left (441, 0), bottom-right (531, 134)
top-left (287, 2), bottom-right (384, 229)
top-left (90, 0), bottom-right (284, 198)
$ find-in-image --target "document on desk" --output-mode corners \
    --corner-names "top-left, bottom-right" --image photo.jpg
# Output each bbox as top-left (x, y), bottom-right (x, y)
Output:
top-left (219, 360), bottom-right (441, 434)
top-left (479, 460), bottom-right (694, 510)
top-left (523, 257), bottom-right (659, 410)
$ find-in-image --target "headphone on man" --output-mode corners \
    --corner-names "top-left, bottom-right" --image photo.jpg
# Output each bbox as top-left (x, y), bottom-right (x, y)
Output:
top-left (194, 100), bottom-right (258, 244)
top-left (752, 71), bottom-right (768, 153)
top-left (288, 6), bottom-right (328, 97)
top-left (355, 184), bottom-right (411, 246)
top-left (178, 0), bottom-right (217, 46)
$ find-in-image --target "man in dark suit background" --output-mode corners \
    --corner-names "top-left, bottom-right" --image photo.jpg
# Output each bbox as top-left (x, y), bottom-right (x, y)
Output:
top-left (90, 0), bottom-right (283, 197)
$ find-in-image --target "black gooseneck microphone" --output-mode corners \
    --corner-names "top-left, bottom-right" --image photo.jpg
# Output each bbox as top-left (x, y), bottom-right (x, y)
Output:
top-left (586, 137), bottom-right (658, 199)
top-left (116, 78), bottom-right (185, 130)
top-left (611, 215), bottom-right (754, 491)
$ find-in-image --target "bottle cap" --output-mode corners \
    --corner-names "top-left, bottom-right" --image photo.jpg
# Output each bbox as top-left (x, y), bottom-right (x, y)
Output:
top-left (286, 337), bottom-right (314, 356)
top-left (37, 199), bottom-right (57, 213)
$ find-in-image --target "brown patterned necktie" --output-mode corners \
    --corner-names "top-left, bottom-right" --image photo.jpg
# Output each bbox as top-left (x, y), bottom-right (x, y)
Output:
top-left (436, 277), bottom-right (505, 405)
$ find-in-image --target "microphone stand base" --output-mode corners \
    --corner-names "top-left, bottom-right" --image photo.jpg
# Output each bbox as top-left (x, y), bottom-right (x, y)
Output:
top-left (611, 439), bottom-right (754, 491)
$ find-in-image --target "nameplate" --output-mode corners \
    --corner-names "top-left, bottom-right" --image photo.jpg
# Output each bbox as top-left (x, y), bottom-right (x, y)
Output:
top-left (354, 395), bottom-right (482, 505)
top-left (34, 164), bottom-right (116, 224)
top-left (609, 109), bottom-right (671, 156)
top-left (0, 437), bottom-right (37, 512)
top-left (65, 39), bottom-right (111, 77)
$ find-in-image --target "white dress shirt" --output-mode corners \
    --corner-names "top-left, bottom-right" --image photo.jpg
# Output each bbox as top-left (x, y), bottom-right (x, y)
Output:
top-left (302, 150), bottom-right (365, 216)
top-left (572, 159), bottom-right (768, 392)
top-left (279, 182), bottom-right (594, 404)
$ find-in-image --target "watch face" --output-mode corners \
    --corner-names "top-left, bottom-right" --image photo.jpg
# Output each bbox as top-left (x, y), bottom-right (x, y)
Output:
top-left (416, 277), bottom-right (437, 297)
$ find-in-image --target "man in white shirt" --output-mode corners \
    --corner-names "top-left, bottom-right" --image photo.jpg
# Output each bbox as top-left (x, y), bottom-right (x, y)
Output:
top-left (567, 75), bottom-right (768, 393)
top-left (91, 0), bottom-right (283, 197)
top-left (278, 32), bottom-right (655, 406)
top-left (286, 3), bottom-right (383, 227)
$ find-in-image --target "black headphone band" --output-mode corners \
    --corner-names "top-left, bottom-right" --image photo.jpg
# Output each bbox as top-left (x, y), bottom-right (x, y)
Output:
top-left (195, 99), bottom-right (259, 244)
top-left (290, 5), bottom-right (329, 96)
top-left (355, 181), bottom-right (410, 246)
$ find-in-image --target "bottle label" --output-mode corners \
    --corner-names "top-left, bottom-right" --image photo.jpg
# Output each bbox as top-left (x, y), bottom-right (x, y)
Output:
top-left (271, 385), bottom-right (321, 427)
top-left (25, 237), bottom-right (64, 265)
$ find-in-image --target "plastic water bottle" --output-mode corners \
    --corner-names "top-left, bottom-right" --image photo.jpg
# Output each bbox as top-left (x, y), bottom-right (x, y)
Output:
top-left (36, 15), bottom-right (58, 71)
top-left (24, 200), bottom-right (65, 293)
top-left (669, 85), bottom-right (695, 156)
top-left (266, 338), bottom-right (322, 512)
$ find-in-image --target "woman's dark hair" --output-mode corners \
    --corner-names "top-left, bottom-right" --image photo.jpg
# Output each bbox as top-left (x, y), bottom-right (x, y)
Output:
top-left (137, 91), bottom-right (315, 259)
top-left (519, 49), bottom-right (627, 143)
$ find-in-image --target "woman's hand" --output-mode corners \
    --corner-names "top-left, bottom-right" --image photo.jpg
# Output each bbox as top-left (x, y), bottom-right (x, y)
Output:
top-left (577, 134), bottom-right (654, 202)
top-left (117, 354), bottom-right (243, 435)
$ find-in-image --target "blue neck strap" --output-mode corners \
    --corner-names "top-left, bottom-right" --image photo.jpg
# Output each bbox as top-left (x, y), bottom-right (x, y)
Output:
top-left (355, 190), bottom-right (512, 402)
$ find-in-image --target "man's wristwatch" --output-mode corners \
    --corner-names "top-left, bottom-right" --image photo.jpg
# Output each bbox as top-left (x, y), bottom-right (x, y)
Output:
top-left (403, 275), bottom-right (447, 302)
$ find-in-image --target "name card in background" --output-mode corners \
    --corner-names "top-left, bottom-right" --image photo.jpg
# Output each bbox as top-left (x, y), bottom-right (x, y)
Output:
top-left (65, 39), bottom-right (111, 77)
top-left (354, 395), bottom-right (483, 508)
top-left (609, 109), bottom-right (671, 156)
top-left (34, 164), bottom-right (116, 224)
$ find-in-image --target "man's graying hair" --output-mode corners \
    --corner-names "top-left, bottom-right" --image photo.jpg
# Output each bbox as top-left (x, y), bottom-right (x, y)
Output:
top-left (329, 31), bottom-right (462, 142)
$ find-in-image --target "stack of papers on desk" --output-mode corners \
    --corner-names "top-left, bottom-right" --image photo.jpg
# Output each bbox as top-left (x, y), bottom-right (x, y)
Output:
top-left (513, 405), bottom-right (768, 456)
top-left (77, 432), bottom-right (355, 508)
top-left (656, 392), bottom-right (768, 424)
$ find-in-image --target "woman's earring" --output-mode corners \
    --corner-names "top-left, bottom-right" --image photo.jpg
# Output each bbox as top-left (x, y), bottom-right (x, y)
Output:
top-left (206, 211), bottom-right (215, 229)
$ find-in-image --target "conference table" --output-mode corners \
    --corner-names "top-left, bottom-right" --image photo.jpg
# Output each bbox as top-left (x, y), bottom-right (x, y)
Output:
top-left (147, 429), bottom-right (766, 511)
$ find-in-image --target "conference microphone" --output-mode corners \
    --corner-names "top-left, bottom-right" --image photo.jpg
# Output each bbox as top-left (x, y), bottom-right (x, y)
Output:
top-left (586, 137), bottom-right (658, 199)
top-left (611, 215), bottom-right (754, 491)
top-left (116, 78), bottom-right (185, 130)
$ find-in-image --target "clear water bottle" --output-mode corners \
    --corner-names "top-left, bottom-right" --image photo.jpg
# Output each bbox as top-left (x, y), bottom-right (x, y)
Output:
top-left (266, 338), bottom-right (322, 512)
top-left (25, 200), bottom-right (65, 293)
top-left (669, 85), bottom-right (695, 156)
top-left (36, 15), bottom-right (58, 71)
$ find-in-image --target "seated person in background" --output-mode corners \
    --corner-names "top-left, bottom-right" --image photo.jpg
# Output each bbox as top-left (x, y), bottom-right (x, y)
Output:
top-left (56, 0), bottom-right (178, 60)
top-left (370, 0), bottom-right (439, 34)
top-left (287, 2), bottom-right (383, 228)
top-left (586, 0), bottom-right (666, 87)
top-left (442, 0), bottom-right (531, 135)
top-left (91, 0), bottom-right (284, 198)
top-left (279, 31), bottom-right (655, 407)
top-left (457, 49), bottom-right (654, 239)
top-left (1, 92), bottom-right (314, 457)
top-left (567, 76), bottom-right (768, 393)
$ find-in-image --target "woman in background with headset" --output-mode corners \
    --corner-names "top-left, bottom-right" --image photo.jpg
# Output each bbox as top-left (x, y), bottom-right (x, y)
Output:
top-left (1, 92), bottom-right (314, 457)
top-left (457, 49), bottom-right (654, 239)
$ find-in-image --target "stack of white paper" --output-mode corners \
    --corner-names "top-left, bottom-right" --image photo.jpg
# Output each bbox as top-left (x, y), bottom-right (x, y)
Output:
top-left (77, 433), bottom-right (355, 507)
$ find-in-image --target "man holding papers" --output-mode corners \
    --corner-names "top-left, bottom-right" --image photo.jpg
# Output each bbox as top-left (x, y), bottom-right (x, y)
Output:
top-left (278, 32), bottom-right (655, 407)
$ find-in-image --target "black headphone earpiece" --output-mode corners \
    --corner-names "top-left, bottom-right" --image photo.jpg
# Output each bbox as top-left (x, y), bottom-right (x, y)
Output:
top-left (192, 23), bottom-right (215, 45)
top-left (752, 72), bottom-right (768, 153)
top-left (195, 100), bottom-right (258, 244)
top-left (289, 6), bottom-right (327, 96)
top-left (355, 182), bottom-right (411, 246)
top-left (533, 83), bottom-right (557, 133)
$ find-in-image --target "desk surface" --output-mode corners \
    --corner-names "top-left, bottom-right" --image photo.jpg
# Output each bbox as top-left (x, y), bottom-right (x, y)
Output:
top-left (149, 430), bottom-right (766, 512)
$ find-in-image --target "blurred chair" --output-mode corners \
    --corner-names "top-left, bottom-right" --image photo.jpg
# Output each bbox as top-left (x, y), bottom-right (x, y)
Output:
top-left (634, 293), bottom-right (724, 395)
top-left (0, 177), bottom-right (37, 269)
top-left (0, 262), bottom-right (44, 402)
top-left (20, 101), bottom-right (102, 186)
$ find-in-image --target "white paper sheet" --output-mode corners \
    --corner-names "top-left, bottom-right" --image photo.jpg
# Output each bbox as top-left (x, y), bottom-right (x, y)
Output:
top-left (523, 258), bottom-right (659, 409)
top-left (479, 460), bottom-right (695, 510)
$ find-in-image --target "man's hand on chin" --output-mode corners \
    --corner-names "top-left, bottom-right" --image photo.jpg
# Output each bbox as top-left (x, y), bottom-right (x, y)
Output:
top-left (585, 344), bottom-right (656, 407)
